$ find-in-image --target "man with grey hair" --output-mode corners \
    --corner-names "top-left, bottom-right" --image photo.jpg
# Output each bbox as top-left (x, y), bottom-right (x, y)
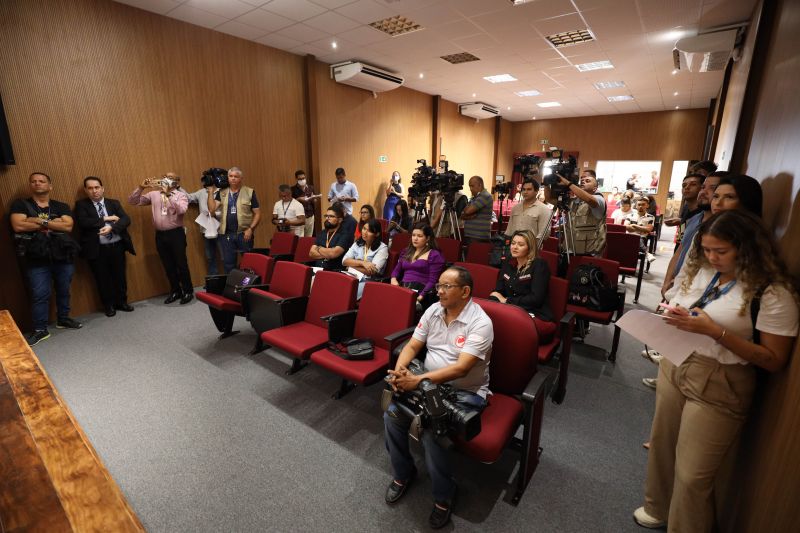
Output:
top-left (272, 184), bottom-right (305, 237)
top-left (208, 166), bottom-right (262, 273)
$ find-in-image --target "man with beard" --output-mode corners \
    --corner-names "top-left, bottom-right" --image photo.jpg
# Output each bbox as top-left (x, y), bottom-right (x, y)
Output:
top-left (309, 203), bottom-right (353, 271)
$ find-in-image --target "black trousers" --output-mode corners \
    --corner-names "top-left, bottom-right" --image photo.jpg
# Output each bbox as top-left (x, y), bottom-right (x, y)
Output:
top-left (155, 228), bottom-right (193, 294)
top-left (88, 241), bottom-right (128, 308)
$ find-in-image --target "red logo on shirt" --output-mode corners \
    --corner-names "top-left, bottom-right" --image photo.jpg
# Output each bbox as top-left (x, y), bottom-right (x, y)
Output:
top-left (417, 321), bottom-right (423, 329)
top-left (455, 335), bottom-right (466, 348)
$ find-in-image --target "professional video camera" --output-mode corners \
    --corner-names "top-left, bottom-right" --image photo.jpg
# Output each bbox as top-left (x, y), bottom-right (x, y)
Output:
top-left (492, 181), bottom-right (513, 196)
top-left (542, 149), bottom-right (578, 196)
top-left (200, 167), bottom-right (229, 189)
top-left (408, 159), bottom-right (465, 202)
top-left (514, 154), bottom-right (541, 179)
top-left (383, 360), bottom-right (482, 442)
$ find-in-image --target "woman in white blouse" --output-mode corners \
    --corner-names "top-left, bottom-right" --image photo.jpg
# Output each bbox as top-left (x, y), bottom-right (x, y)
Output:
top-left (634, 209), bottom-right (799, 532)
top-left (342, 219), bottom-right (388, 299)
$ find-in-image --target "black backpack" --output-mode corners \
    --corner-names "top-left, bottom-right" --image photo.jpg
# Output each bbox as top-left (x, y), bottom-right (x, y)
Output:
top-left (568, 264), bottom-right (619, 312)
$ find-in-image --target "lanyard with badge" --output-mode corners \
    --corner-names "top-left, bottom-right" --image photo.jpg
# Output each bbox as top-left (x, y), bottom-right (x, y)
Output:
top-left (229, 192), bottom-right (239, 215)
top-left (689, 272), bottom-right (737, 309)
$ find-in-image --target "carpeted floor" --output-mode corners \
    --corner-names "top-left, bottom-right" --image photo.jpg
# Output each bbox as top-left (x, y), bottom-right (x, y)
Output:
top-left (30, 231), bottom-right (676, 532)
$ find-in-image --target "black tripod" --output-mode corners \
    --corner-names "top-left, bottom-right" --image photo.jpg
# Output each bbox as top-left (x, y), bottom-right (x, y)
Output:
top-left (434, 194), bottom-right (461, 241)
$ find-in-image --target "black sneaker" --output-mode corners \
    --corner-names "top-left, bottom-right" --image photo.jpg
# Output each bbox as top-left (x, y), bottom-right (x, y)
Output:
top-left (56, 317), bottom-right (83, 329)
top-left (429, 490), bottom-right (456, 530)
top-left (27, 330), bottom-right (51, 346)
top-left (385, 468), bottom-right (416, 505)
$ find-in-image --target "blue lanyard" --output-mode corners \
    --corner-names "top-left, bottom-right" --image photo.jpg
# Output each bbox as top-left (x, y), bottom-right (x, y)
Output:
top-left (691, 272), bottom-right (737, 309)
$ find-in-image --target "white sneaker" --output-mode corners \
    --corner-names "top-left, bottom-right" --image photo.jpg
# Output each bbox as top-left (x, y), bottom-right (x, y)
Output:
top-left (646, 252), bottom-right (657, 263)
top-left (642, 377), bottom-right (657, 390)
top-left (633, 506), bottom-right (666, 528)
top-left (640, 349), bottom-right (663, 364)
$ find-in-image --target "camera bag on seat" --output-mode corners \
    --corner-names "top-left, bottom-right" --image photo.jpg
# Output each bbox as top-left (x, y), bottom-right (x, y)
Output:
top-left (327, 337), bottom-right (375, 361)
top-left (222, 268), bottom-right (261, 302)
top-left (568, 264), bottom-right (618, 312)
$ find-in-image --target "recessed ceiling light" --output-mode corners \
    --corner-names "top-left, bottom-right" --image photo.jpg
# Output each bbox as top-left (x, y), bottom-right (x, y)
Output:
top-left (515, 89), bottom-right (541, 97)
top-left (671, 69), bottom-right (679, 75)
top-left (575, 60), bottom-right (614, 72)
top-left (331, 41), bottom-right (337, 49)
top-left (675, 105), bottom-right (680, 109)
top-left (472, 93), bottom-right (476, 98)
top-left (483, 74), bottom-right (518, 83)
top-left (546, 29), bottom-right (595, 48)
top-left (440, 52), bottom-right (480, 64)
top-left (419, 73), bottom-right (424, 79)
top-left (537, 102), bottom-right (561, 108)
top-left (507, 106), bottom-right (511, 110)
top-left (673, 91), bottom-right (679, 96)
top-left (593, 81), bottom-right (626, 90)
top-left (665, 30), bottom-right (685, 41)
top-left (607, 95), bottom-right (634, 102)
top-left (532, 116), bottom-right (536, 120)
top-left (511, 0), bottom-right (535, 5)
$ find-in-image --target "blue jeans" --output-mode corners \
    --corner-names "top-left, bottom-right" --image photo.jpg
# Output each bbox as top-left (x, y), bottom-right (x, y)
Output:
top-left (27, 262), bottom-right (75, 331)
top-left (204, 237), bottom-right (221, 275)
top-left (384, 389), bottom-right (486, 502)
top-left (219, 232), bottom-right (253, 274)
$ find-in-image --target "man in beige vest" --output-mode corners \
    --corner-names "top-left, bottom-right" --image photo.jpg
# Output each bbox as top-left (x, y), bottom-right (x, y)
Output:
top-left (544, 169), bottom-right (607, 256)
top-left (208, 167), bottom-right (262, 273)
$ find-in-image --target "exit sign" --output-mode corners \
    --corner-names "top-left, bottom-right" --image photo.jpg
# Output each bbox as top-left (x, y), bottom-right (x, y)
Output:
top-left (539, 139), bottom-right (549, 145)
top-left (378, 155), bottom-right (388, 163)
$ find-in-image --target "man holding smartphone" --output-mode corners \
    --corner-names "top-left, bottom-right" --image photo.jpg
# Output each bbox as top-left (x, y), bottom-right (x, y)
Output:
top-left (272, 184), bottom-right (305, 236)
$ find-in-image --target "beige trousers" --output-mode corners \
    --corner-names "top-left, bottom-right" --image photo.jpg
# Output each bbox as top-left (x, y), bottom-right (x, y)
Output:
top-left (303, 215), bottom-right (315, 237)
top-left (644, 354), bottom-right (755, 533)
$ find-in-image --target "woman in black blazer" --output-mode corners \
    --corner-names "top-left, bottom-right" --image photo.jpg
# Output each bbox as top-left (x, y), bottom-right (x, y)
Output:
top-left (489, 230), bottom-right (556, 338)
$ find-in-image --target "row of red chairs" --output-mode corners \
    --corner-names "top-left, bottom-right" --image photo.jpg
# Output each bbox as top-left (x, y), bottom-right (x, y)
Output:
top-left (196, 252), bottom-right (555, 504)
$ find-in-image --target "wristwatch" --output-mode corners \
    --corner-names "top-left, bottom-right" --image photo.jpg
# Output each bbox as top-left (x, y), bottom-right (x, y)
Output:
top-left (41, 219), bottom-right (49, 227)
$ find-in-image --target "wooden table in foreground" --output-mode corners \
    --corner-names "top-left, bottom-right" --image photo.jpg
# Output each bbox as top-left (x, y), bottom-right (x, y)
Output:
top-left (0, 310), bottom-right (144, 532)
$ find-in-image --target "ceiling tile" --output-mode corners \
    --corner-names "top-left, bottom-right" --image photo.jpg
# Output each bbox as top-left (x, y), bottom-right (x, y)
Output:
top-left (532, 13), bottom-right (588, 37)
top-left (452, 32), bottom-right (500, 52)
top-left (240, 0), bottom-right (271, 5)
top-left (215, 20), bottom-right (268, 40)
top-left (276, 22), bottom-right (333, 42)
top-left (183, 0), bottom-right (255, 18)
top-left (334, 0), bottom-right (396, 24)
top-left (405, 3), bottom-right (464, 27)
top-left (435, 19), bottom-right (484, 40)
top-left (255, 32), bottom-right (305, 50)
top-left (166, 4), bottom-right (229, 29)
top-left (447, 0), bottom-right (508, 18)
top-left (303, 10), bottom-right (362, 33)
top-left (512, 0), bottom-right (577, 22)
top-left (290, 42), bottom-right (334, 57)
top-left (115, 0), bottom-right (181, 14)
top-left (264, 0), bottom-right (328, 21)
top-left (236, 8), bottom-right (296, 32)
top-left (337, 25), bottom-right (391, 45)
top-left (373, 0), bottom-right (441, 11)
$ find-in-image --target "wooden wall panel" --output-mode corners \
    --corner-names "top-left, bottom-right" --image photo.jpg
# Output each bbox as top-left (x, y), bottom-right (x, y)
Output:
top-left (0, 0), bottom-right (307, 321)
top-left (314, 61), bottom-right (433, 218)
top-left (496, 118), bottom-right (514, 185)
top-left (438, 100), bottom-right (496, 190)
top-left (511, 109), bottom-right (709, 209)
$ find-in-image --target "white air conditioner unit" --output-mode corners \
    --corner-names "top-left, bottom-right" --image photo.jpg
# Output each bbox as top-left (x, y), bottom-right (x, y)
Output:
top-left (331, 61), bottom-right (404, 93)
top-left (672, 30), bottom-right (738, 72)
top-left (459, 102), bottom-right (500, 120)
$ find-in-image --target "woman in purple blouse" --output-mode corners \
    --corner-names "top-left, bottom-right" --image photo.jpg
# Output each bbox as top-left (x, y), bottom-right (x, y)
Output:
top-left (390, 223), bottom-right (445, 307)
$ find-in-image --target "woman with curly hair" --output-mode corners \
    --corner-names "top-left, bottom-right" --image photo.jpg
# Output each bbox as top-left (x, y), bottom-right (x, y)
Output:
top-left (390, 222), bottom-right (445, 308)
top-left (633, 209), bottom-right (799, 532)
top-left (488, 230), bottom-right (555, 338)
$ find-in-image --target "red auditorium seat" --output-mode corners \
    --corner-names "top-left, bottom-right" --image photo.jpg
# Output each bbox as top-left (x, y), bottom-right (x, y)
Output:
top-left (293, 236), bottom-right (316, 265)
top-left (453, 262), bottom-right (499, 299)
top-left (389, 232), bottom-right (410, 254)
top-left (376, 218), bottom-right (390, 243)
top-left (542, 236), bottom-right (559, 253)
top-left (196, 253), bottom-right (274, 339)
top-left (538, 277), bottom-right (575, 404)
top-left (268, 231), bottom-right (298, 260)
top-left (606, 223), bottom-right (627, 233)
top-left (464, 241), bottom-right (493, 265)
top-left (309, 283), bottom-right (416, 398)
top-left (454, 298), bottom-right (553, 505)
top-left (539, 250), bottom-right (559, 278)
top-left (604, 232), bottom-right (645, 303)
top-left (255, 271), bottom-right (358, 373)
top-left (437, 237), bottom-right (462, 263)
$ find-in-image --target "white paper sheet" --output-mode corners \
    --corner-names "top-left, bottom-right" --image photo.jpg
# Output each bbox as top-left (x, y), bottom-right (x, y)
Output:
top-left (195, 211), bottom-right (220, 238)
top-left (616, 309), bottom-right (716, 366)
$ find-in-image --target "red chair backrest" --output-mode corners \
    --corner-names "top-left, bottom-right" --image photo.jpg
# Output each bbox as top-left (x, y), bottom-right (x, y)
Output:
top-left (354, 283), bottom-right (416, 349)
top-left (542, 236), bottom-right (559, 253)
top-left (604, 232), bottom-right (640, 270)
top-left (454, 262), bottom-right (499, 299)
top-left (607, 223), bottom-right (627, 233)
top-left (270, 232), bottom-right (298, 257)
top-left (548, 277), bottom-right (569, 322)
top-left (465, 241), bottom-right (493, 265)
top-left (239, 253), bottom-right (274, 284)
top-left (539, 251), bottom-right (559, 278)
top-left (437, 238), bottom-right (462, 263)
top-left (293, 236), bottom-right (316, 264)
top-left (606, 217), bottom-right (615, 224)
top-left (305, 271), bottom-right (357, 327)
top-left (385, 251), bottom-right (399, 280)
top-left (268, 261), bottom-right (312, 298)
top-left (566, 255), bottom-right (620, 288)
top-left (475, 298), bottom-right (539, 395)
top-left (376, 218), bottom-right (390, 243)
top-left (390, 232), bottom-right (410, 254)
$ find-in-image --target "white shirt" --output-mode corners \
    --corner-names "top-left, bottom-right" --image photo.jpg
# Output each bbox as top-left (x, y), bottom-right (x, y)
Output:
top-left (412, 299), bottom-right (494, 397)
top-left (667, 266), bottom-right (799, 364)
top-left (610, 207), bottom-right (632, 225)
top-left (505, 200), bottom-right (553, 242)
top-left (343, 241), bottom-right (388, 277)
top-left (272, 198), bottom-right (305, 236)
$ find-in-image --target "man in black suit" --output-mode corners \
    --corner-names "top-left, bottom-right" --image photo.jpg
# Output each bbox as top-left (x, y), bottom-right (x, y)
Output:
top-left (75, 176), bottom-right (136, 316)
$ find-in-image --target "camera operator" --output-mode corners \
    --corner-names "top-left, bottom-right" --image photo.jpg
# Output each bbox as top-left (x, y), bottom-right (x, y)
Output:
top-left (384, 266), bottom-right (493, 529)
top-left (207, 167), bottom-right (262, 274)
top-left (505, 179), bottom-right (551, 243)
top-left (545, 169), bottom-right (606, 256)
top-left (271, 184), bottom-right (305, 236)
top-left (460, 176), bottom-right (493, 244)
top-left (187, 174), bottom-right (222, 275)
top-left (129, 172), bottom-right (193, 304)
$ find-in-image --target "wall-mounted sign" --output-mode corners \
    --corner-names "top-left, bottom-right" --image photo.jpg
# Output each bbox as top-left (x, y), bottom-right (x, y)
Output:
top-left (539, 139), bottom-right (549, 145)
top-left (378, 155), bottom-right (388, 163)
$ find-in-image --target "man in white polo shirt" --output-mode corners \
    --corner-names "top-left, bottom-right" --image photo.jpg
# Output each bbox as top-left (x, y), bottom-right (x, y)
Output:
top-left (271, 184), bottom-right (305, 237)
top-left (383, 265), bottom-right (493, 529)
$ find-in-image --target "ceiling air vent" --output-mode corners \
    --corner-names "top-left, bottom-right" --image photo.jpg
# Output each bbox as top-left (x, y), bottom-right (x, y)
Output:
top-left (459, 102), bottom-right (500, 120)
top-left (331, 61), bottom-right (404, 93)
top-left (369, 15), bottom-right (423, 37)
top-left (673, 30), bottom-right (738, 72)
top-left (546, 29), bottom-right (595, 48)
top-left (441, 52), bottom-right (480, 64)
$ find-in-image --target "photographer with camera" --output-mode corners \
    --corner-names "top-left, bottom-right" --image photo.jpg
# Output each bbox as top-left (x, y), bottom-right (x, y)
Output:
top-left (383, 266), bottom-right (493, 529)
top-left (505, 179), bottom-right (552, 243)
top-left (207, 167), bottom-right (262, 274)
top-left (129, 172), bottom-right (193, 304)
top-left (271, 184), bottom-right (305, 236)
top-left (545, 169), bottom-right (607, 256)
top-left (187, 168), bottom-right (225, 275)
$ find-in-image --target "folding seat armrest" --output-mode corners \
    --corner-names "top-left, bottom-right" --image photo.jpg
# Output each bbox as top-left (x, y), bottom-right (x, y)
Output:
top-left (522, 370), bottom-right (555, 405)
top-left (204, 275), bottom-right (228, 294)
top-left (271, 253), bottom-right (294, 262)
top-left (558, 311), bottom-right (576, 338)
top-left (385, 327), bottom-right (416, 365)
top-left (615, 285), bottom-right (628, 319)
top-left (247, 293), bottom-right (307, 335)
top-left (322, 310), bottom-right (358, 344)
top-left (269, 295), bottom-right (309, 325)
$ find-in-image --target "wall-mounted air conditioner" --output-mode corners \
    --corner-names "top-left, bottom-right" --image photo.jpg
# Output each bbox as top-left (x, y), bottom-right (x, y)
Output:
top-left (331, 61), bottom-right (404, 93)
top-left (672, 29), bottom-right (738, 72)
top-left (459, 102), bottom-right (500, 120)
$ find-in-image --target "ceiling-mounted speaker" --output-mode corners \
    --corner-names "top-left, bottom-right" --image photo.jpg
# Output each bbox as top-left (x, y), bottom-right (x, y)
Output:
top-left (0, 94), bottom-right (15, 165)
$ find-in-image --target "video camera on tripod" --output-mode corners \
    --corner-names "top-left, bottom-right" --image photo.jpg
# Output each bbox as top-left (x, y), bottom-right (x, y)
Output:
top-left (382, 359), bottom-right (482, 444)
top-left (408, 158), bottom-right (465, 203)
top-left (542, 149), bottom-right (578, 200)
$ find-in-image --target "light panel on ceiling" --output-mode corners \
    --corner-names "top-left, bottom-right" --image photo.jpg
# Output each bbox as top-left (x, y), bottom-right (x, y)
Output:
top-left (575, 60), bottom-right (614, 72)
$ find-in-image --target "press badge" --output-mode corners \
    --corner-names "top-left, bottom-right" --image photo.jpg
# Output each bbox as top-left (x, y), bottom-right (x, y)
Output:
top-left (230, 205), bottom-right (237, 214)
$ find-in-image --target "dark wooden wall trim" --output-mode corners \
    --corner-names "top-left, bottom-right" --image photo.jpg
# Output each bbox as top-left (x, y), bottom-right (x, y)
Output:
top-left (304, 54), bottom-right (321, 234)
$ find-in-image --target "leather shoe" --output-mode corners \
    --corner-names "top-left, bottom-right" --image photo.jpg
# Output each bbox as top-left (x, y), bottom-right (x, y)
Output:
top-left (105, 307), bottom-right (116, 317)
top-left (164, 292), bottom-right (181, 304)
top-left (115, 303), bottom-right (134, 312)
top-left (179, 292), bottom-right (194, 305)
top-left (429, 489), bottom-right (456, 529)
top-left (385, 469), bottom-right (416, 504)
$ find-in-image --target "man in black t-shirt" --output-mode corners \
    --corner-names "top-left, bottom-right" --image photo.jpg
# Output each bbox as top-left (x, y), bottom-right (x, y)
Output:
top-left (309, 203), bottom-right (353, 271)
top-left (10, 172), bottom-right (82, 346)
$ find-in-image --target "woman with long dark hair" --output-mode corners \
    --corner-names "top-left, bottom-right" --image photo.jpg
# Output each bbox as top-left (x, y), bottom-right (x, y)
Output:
top-left (343, 219), bottom-right (388, 299)
top-left (634, 209), bottom-right (798, 532)
top-left (389, 199), bottom-right (413, 239)
top-left (390, 222), bottom-right (445, 306)
top-left (354, 204), bottom-right (375, 239)
top-left (383, 171), bottom-right (404, 220)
